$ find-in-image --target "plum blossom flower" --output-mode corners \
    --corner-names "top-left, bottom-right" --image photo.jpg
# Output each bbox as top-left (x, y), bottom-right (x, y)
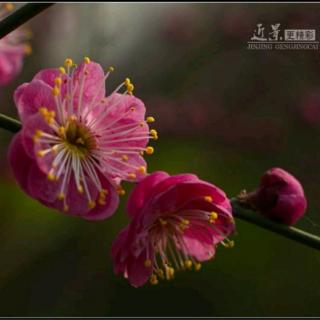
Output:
top-left (240, 167), bottom-right (307, 226)
top-left (0, 3), bottom-right (32, 86)
top-left (8, 57), bottom-right (157, 220)
top-left (111, 171), bottom-right (235, 287)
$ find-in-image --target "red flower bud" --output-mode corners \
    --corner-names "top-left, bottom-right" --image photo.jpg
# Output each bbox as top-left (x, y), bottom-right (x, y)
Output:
top-left (246, 168), bottom-right (307, 225)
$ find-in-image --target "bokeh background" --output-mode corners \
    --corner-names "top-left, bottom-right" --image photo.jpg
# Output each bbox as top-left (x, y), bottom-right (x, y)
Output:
top-left (0, 2), bottom-right (320, 316)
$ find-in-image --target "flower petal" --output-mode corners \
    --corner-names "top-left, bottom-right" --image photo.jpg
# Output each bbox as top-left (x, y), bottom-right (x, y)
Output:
top-left (127, 171), bottom-right (170, 218)
top-left (14, 80), bottom-right (56, 122)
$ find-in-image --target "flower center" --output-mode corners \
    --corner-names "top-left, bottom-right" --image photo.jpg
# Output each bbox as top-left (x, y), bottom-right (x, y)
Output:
top-left (62, 118), bottom-right (96, 157)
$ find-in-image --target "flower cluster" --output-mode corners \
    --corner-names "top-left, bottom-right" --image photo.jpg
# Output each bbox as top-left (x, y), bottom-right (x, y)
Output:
top-left (9, 57), bottom-right (157, 220)
top-left (111, 172), bottom-right (235, 287)
top-left (0, 5), bottom-right (309, 287)
top-left (0, 3), bottom-right (32, 86)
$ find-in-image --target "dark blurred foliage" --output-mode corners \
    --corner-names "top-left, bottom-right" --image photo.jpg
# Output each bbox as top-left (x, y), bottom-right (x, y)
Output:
top-left (0, 3), bottom-right (319, 317)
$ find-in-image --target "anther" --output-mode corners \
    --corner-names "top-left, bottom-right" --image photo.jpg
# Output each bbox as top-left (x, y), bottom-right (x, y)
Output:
top-left (63, 204), bottom-right (69, 212)
top-left (150, 129), bottom-right (158, 140)
top-left (159, 218), bottom-right (167, 226)
top-left (146, 116), bottom-right (155, 123)
top-left (24, 44), bottom-right (32, 55)
top-left (128, 173), bottom-right (136, 180)
top-left (150, 274), bottom-right (158, 285)
top-left (184, 260), bottom-right (193, 269)
top-left (117, 186), bottom-right (126, 196)
top-left (57, 192), bottom-right (65, 200)
top-left (156, 269), bottom-right (165, 279)
top-left (64, 58), bottom-right (73, 67)
top-left (84, 56), bottom-right (91, 64)
top-left (144, 259), bottom-right (152, 268)
top-left (54, 77), bottom-right (62, 87)
top-left (138, 166), bottom-right (146, 174)
top-left (88, 200), bottom-right (96, 209)
top-left (108, 66), bottom-right (114, 72)
top-left (58, 126), bottom-right (65, 136)
top-left (47, 171), bottom-right (56, 181)
top-left (204, 196), bottom-right (213, 203)
top-left (52, 87), bottom-right (60, 96)
top-left (194, 263), bottom-right (202, 271)
top-left (59, 67), bottom-right (66, 74)
top-left (77, 185), bottom-right (84, 194)
top-left (5, 3), bottom-right (14, 11)
top-left (121, 155), bottom-right (129, 162)
top-left (145, 146), bottom-right (154, 155)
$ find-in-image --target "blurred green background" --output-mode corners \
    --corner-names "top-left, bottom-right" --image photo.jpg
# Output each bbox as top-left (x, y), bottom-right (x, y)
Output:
top-left (0, 2), bottom-right (320, 316)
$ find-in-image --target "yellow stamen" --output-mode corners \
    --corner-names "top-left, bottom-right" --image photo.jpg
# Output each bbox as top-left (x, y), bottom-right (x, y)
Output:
top-left (150, 274), bottom-right (158, 285)
top-left (145, 146), bottom-right (154, 155)
top-left (184, 260), bottom-right (193, 269)
top-left (117, 187), bottom-right (126, 196)
top-left (77, 185), bottom-right (84, 194)
top-left (24, 44), bottom-right (32, 55)
top-left (58, 126), bottom-right (65, 137)
top-left (146, 116), bottom-right (155, 123)
top-left (64, 58), bottom-right (73, 67)
top-left (156, 269), bottom-right (165, 279)
top-left (150, 129), bottom-right (158, 140)
top-left (88, 200), bottom-right (96, 209)
top-left (144, 259), bottom-right (152, 268)
top-left (63, 204), bottom-right (69, 212)
top-left (194, 263), bottom-right (202, 271)
top-left (51, 145), bottom-right (59, 155)
top-left (204, 196), bottom-right (213, 203)
top-left (128, 173), bottom-right (136, 180)
top-left (167, 267), bottom-right (175, 279)
top-left (52, 87), bottom-right (60, 96)
top-left (54, 77), bottom-right (62, 87)
top-left (122, 154), bottom-right (129, 162)
top-left (84, 56), bottom-right (91, 64)
top-left (57, 192), bottom-right (65, 200)
top-left (98, 199), bottom-right (106, 206)
top-left (47, 171), bottom-right (56, 181)
top-left (33, 130), bottom-right (42, 142)
top-left (5, 3), bottom-right (14, 11)
top-left (108, 66), bottom-right (114, 72)
top-left (37, 150), bottom-right (46, 157)
top-left (59, 67), bottom-right (66, 74)
top-left (159, 218), bottom-right (167, 226)
top-left (138, 166), bottom-right (146, 174)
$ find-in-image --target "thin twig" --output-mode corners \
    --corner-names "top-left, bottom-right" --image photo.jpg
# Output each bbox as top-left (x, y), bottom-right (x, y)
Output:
top-left (0, 114), bottom-right (21, 133)
top-left (231, 198), bottom-right (320, 251)
top-left (0, 3), bottom-right (54, 39)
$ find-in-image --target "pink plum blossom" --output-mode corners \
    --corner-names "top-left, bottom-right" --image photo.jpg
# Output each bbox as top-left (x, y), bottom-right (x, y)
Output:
top-left (8, 57), bottom-right (157, 220)
top-left (0, 3), bottom-right (32, 86)
top-left (111, 171), bottom-right (235, 287)
top-left (245, 167), bottom-right (307, 226)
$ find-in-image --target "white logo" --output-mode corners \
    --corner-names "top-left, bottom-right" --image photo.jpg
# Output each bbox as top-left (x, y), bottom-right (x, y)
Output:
top-left (247, 23), bottom-right (318, 50)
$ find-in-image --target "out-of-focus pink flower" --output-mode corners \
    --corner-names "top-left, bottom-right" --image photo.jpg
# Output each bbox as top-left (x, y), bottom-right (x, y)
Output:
top-left (8, 57), bottom-right (156, 220)
top-left (0, 3), bottom-right (31, 86)
top-left (111, 171), bottom-right (235, 287)
top-left (299, 89), bottom-right (320, 125)
top-left (245, 167), bottom-right (307, 226)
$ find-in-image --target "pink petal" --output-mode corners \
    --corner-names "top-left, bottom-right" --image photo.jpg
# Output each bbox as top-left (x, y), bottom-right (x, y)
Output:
top-left (33, 68), bottom-right (61, 87)
top-left (27, 163), bottom-right (60, 203)
top-left (83, 174), bottom-right (119, 221)
top-left (126, 250), bottom-right (152, 288)
top-left (182, 225), bottom-right (217, 261)
top-left (127, 171), bottom-right (170, 218)
top-left (72, 61), bottom-right (105, 107)
top-left (14, 80), bottom-right (56, 122)
top-left (8, 133), bottom-right (34, 196)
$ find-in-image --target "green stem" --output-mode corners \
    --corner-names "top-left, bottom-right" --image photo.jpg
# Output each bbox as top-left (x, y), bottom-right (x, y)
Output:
top-left (231, 198), bottom-right (320, 251)
top-left (0, 3), bottom-right (54, 39)
top-left (0, 114), bottom-right (21, 133)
